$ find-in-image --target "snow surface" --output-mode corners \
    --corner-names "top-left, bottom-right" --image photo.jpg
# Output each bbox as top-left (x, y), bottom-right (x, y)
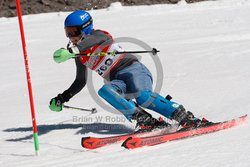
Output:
top-left (0, 0), bottom-right (250, 166)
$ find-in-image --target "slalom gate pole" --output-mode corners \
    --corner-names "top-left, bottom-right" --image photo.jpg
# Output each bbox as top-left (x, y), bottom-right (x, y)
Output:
top-left (15, 0), bottom-right (40, 156)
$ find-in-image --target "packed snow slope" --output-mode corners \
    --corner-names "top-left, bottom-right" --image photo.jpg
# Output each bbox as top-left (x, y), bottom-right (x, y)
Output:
top-left (0, 0), bottom-right (250, 166)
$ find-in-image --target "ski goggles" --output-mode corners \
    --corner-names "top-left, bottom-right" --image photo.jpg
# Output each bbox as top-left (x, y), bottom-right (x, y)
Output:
top-left (65, 27), bottom-right (84, 38)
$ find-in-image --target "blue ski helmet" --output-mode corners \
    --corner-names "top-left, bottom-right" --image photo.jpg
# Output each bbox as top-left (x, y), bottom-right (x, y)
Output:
top-left (64, 10), bottom-right (93, 36)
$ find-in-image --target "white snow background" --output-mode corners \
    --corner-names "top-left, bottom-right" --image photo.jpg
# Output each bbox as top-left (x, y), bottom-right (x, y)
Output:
top-left (0, 0), bottom-right (249, 166)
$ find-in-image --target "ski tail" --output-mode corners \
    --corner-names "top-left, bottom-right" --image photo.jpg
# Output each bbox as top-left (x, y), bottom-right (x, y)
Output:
top-left (81, 135), bottom-right (129, 149)
top-left (81, 137), bottom-right (92, 149)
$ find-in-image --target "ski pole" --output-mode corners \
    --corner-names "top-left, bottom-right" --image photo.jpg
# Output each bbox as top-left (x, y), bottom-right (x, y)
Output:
top-left (63, 105), bottom-right (97, 114)
top-left (74, 48), bottom-right (160, 57)
top-left (54, 48), bottom-right (160, 63)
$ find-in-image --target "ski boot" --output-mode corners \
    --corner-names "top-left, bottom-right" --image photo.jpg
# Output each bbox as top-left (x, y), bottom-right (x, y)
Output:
top-left (172, 105), bottom-right (213, 131)
top-left (132, 105), bottom-right (171, 133)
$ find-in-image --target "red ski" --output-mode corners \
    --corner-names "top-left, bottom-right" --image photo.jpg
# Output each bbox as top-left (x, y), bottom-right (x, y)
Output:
top-left (81, 128), bottom-right (175, 149)
top-left (122, 115), bottom-right (247, 149)
top-left (81, 134), bottom-right (135, 149)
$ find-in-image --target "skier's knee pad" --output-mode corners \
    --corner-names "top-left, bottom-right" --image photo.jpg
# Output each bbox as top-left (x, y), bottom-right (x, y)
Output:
top-left (135, 90), bottom-right (179, 118)
top-left (98, 85), bottom-right (136, 120)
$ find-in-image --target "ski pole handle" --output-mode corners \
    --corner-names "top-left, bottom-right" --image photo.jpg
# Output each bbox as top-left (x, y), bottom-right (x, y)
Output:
top-left (63, 105), bottom-right (97, 114)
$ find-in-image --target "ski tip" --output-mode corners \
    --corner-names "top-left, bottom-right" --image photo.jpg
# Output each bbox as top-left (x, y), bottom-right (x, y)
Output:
top-left (242, 114), bottom-right (248, 118)
top-left (81, 137), bottom-right (91, 148)
top-left (121, 137), bottom-right (133, 149)
top-left (238, 114), bottom-right (248, 124)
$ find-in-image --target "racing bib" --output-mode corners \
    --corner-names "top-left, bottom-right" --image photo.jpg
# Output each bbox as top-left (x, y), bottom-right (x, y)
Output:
top-left (80, 43), bottom-right (125, 78)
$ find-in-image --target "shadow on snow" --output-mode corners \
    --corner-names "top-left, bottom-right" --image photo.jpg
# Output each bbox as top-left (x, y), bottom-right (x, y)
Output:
top-left (3, 123), bottom-right (134, 142)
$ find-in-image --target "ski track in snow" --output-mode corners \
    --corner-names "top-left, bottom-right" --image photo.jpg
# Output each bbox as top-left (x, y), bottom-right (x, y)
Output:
top-left (0, 0), bottom-right (250, 166)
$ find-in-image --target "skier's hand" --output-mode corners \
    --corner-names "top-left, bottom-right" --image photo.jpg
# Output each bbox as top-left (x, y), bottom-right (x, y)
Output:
top-left (49, 94), bottom-right (65, 112)
top-left (53, 48), bottom-right (75, 63)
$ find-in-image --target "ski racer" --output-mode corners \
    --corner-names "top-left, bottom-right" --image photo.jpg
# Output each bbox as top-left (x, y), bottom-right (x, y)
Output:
top-left (49, 10), bottom-right (211, 131)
